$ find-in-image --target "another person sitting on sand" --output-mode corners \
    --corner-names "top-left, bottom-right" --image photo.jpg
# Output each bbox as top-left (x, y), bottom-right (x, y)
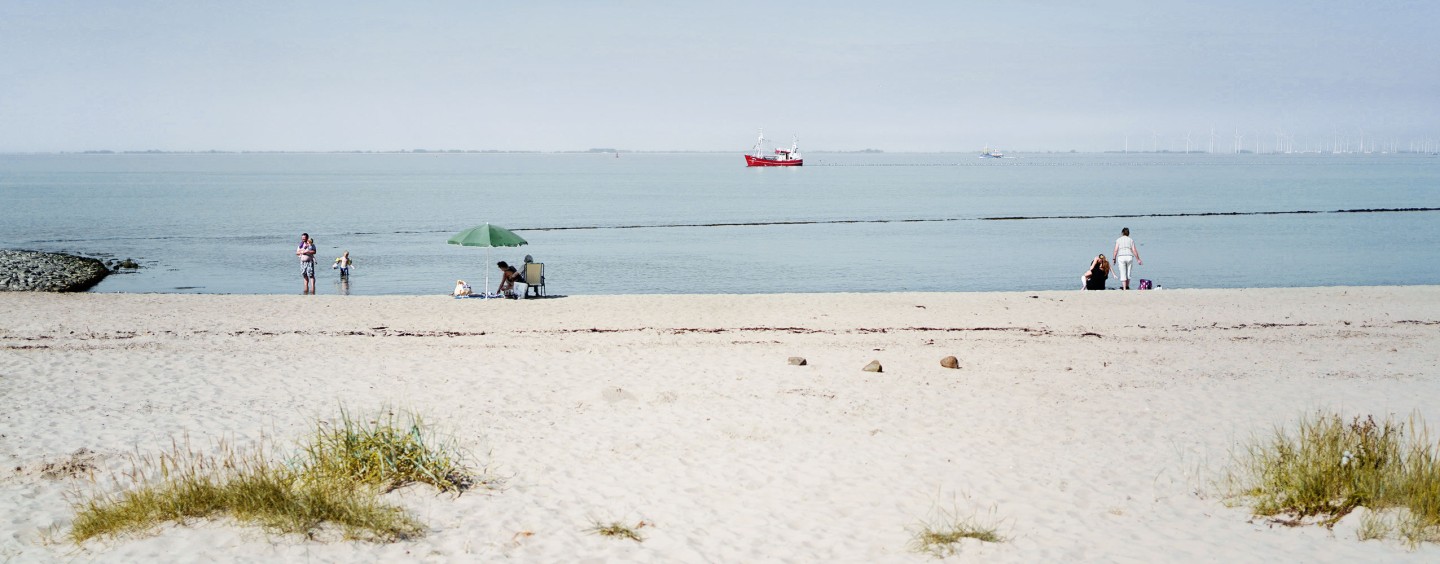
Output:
top-left (496, 261), bottom-right (519, 297)
top-left (506, 265), bottom-right (522, 298)
top-left (453, 279), bottom-right (472, 296)
top-left (1083, 254), bottom-right (1110, 290)
top-left (497, 263), bottom-right (523, 299)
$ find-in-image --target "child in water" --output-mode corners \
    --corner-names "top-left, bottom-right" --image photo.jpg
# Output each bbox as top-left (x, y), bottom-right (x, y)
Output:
top-left (332, 251), bottom-right (353, 278)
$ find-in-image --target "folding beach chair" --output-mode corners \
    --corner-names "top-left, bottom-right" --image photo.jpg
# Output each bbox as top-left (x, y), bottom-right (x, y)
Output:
top-left (523, 262), bottom-right (546, 298)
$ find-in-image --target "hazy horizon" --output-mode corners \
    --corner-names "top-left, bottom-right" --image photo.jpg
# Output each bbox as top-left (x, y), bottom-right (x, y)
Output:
top-left (4, 148), bottom-right (1435, 156)
top-left (4, 1), bottom-right (1438, 153)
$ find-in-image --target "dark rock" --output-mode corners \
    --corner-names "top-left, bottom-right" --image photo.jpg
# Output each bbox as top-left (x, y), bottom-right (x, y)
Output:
top-left (940, 356), bottom-right (960, 369)
top-left (787, 357), bottom-right (808, 366)
top-left (117, 259), bottom-right (140, 269)
top-left (0, 250), bottom-right (109, 292)
top-left (862, 360), bottom-right (883, 373)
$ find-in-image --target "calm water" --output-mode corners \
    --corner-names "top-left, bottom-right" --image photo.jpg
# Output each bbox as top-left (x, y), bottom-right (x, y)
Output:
top-left (1, 152), bottom-right (1438, 295)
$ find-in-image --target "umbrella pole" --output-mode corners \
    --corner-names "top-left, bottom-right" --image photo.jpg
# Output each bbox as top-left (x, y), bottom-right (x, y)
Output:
top-left (484, 247), bottom-right (491, 297)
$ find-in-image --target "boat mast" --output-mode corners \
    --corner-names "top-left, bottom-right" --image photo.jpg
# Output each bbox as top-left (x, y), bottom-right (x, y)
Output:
top-left (754, 128), bottom-right (766, 158)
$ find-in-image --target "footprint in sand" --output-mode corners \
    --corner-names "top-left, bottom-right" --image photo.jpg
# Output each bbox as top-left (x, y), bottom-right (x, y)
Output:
top-left (602, 387), bottom-right (637, 403)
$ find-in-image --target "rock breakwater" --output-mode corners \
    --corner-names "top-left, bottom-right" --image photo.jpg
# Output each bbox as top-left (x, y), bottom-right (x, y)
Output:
top-left (0, 250), bottom-right (109, 292)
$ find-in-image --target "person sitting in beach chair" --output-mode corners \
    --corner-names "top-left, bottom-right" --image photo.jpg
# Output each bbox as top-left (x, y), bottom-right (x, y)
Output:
top-left (521, 256), bottom-right (546, 298)
top-left (1082, 254), bottom-right (1110, 290)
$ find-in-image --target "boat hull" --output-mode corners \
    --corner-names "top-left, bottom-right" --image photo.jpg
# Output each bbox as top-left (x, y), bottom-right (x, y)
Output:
top-left (745, 155), bottom-right (803, 167)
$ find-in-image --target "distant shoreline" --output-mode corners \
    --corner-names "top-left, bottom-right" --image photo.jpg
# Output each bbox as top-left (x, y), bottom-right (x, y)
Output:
top-left (7, 149), bottom-right (886, 155)
top-left (75, 283), bottom-right (1440, 298)
top-left (5, 150), bottom-right (1437, 156)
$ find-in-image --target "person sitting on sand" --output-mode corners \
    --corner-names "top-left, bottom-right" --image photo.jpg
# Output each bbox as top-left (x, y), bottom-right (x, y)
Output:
top-left (453, 279), bottom-right (472, 296)
top-left (495, 261), bottom-right (513, 296)
top-left (505, 265), bottom-right (522, 298)
top-left (496, 262), bottom-right (521, 298)
top-left (1083, 254), bottom-right (1110, 290)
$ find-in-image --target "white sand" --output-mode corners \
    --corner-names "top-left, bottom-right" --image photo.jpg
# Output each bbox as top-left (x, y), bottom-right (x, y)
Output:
top-left (2, 287), bottom-right (1439, 562)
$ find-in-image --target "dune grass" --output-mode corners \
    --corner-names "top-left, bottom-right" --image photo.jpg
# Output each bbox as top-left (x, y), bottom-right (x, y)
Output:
top-left (1358, 510), bottom-right (1394, 541)
top-left (1227, 411), bottom-right (1440, 544)
top-left (907, 506), bottom-right (1005, 558)
top-left (301, 407), bottom-right (475, 493)
top-left (70, 408), bottom-right (482, 544)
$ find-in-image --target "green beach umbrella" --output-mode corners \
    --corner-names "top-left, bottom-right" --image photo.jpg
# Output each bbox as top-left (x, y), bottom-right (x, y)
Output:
top-left (447, 223), bottom-right (529, 248)
top-left (448, 223), bottom-right (528, 296)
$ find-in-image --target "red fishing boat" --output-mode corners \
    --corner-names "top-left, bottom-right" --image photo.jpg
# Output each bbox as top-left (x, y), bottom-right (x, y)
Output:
top-left (744, 129), bottom-right (803, 166)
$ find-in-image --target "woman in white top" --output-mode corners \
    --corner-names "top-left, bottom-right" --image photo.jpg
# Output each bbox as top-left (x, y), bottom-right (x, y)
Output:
top-left (1112, 227), bottom-right (1142, 290)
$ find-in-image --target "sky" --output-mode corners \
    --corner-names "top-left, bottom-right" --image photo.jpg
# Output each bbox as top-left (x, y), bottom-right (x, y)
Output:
top-left (2, 1), bottom-right (1438, 152)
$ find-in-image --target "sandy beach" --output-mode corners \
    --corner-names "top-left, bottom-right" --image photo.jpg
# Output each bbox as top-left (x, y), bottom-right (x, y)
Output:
top-left (2, 287), bottom-right (1439, 562)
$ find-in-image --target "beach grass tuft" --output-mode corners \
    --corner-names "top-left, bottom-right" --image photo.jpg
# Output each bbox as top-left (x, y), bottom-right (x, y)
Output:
top-left (907, 506), bottom-right (1005, 558)
top-left (301, 407), bottom-right (476, 493)
top-left (586, 519), bottom-right (647, 543)
top-left (1227, 411), bottom-right (1440, 544)
top-left (1357, 510), bottom-right (1393, 541)
top-left (69, 408), bottom-right (484, 544)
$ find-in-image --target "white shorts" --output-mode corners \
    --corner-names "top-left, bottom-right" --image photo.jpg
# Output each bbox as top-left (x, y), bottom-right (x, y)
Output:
top-left (1116, 256), bottom-right (1134, 281)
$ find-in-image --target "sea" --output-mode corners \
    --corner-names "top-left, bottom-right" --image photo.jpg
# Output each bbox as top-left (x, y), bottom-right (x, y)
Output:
top-left (1, 151), bottom-right (1437, 295)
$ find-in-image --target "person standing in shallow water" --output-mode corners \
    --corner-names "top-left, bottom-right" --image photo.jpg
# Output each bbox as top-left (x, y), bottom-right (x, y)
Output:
top-left (297, 233), bottom-right (317, 294)
top-left (1112, 227), bottom-right (1142, 290)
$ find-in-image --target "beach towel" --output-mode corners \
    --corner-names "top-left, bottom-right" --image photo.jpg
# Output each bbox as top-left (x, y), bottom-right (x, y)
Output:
top-left (455, 292), bottom-right (506, 299)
